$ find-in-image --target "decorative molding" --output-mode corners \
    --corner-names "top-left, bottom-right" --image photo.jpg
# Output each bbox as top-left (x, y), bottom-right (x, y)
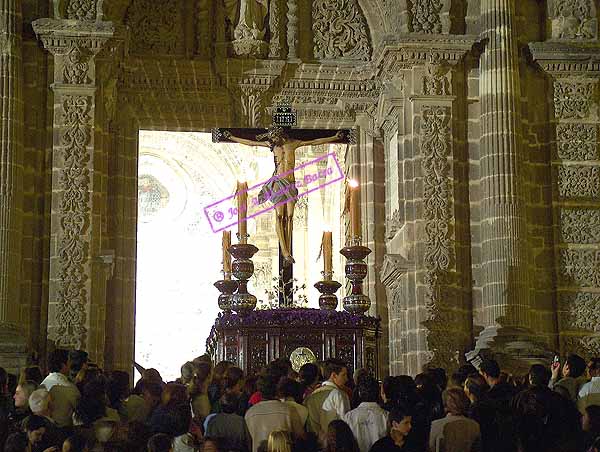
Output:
top-left (553, 79), bottom-right (597, 119)
top-left (312, 0), bottom-right (372, 61)
top-left (55, 94), bottom-right (92, 348)
top-left (560, 208), bottom-right (600, 243)
top-left (556, 123), bottom-right (598, 160)
top-left (410, 0), bottom-right (443, 34)
top-left (557, 165), bottom-right (600, 199)
top-left (560, 249), bottom-right (600, 286)
top-left (560, 292), bottom-right (600, 331)
top-left (529, 42), bottom-right (600, 74)
top-left (380, 254), bottom-right (411, 290)
top-left (125, 0), bottom-right (184, 55)
top-left (550, 0), bottom-right (597, 40)
top-left (562, 334), bottom-right (600, 358)
top-left (420, 105), bottom-right (453, 306)
top-left (239, 84), bottom-right (269, 128)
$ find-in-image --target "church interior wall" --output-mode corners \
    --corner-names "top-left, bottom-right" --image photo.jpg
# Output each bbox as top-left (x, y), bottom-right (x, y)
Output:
top-left (0, 0), bottom-right (599, 376)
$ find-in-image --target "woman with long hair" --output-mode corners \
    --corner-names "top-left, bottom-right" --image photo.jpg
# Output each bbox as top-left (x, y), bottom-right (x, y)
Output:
top-left (324, 420), bottom-right (359, 452)
top-left (189, 361), bottom-right (212, 421)
top-left (267, 430), bottom-right (293, 452)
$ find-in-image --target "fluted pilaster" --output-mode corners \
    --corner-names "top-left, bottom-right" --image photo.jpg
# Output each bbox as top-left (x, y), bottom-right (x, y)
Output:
top-left (0, 0), bottom-right (24, 327)
top-left (478, 0), bottom-right (530, 330)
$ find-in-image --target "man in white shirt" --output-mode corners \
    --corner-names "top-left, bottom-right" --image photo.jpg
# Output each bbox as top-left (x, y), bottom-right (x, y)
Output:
top-left (343, 375), bottom-right (388, 452)
top-left (40, 349), bottom-right (80, 427)
top-left (245, 374), bottom-right (304, 452)
top-left (304, 358), bottom-right (350, 442)
top-left (578, 358), bottom-right (600, 412)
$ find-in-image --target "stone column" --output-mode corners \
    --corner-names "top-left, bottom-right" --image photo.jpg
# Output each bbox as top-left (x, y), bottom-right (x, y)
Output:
top-left (0, 0), bottom-right (27, 372)
top-left (472, 0), bottom-right (535, 362)
top-left (33, 7), bottom-right (114, 352)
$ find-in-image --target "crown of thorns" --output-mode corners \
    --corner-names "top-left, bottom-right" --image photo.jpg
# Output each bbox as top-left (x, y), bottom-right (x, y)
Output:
top-left (256, 125), bottom-right (286, 142)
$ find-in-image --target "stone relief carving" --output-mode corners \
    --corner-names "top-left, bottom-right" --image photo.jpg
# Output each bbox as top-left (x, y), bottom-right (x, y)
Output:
top-left (62, 44), bottom-right (90, 85)
top-left (55, 95), bottom-right (92, 348)
top-left (553, 79), bottom-right (596, 119)
top-left (268, 0), bottom-right (282, 58)
top-left (562, 335), bottom-right (600, 358)
top-left (410, 0), bottom-right (443, 34)
top-left (286, 0), bottom-right (298, 58)
top-left (421, 105), bottom-right (453, 301)
top-left (551, 0), bottom-right (597, 40)
top-left (422, 55), bottom-right (451, 96)
top-left (386, 209), bottom-right (402, 240)
top-left (312, 0), bottom-right (372, 61)
top-left (561, 292), bottom-right (600, 331)
top-left (293, 196), bottom-right (308, 227)
top-left (239, 85), bottom-right (267, 127)
top-left (66, 0), bottom-right (98, 21)
top-left (556, 123), bottom-right (598, 160)
top-left (232, 0), bottom-right (269, 57)
top-left (560, 249), bottom-right (600, 286)
top-left (125, 0), bottom-right (184, 55)
top-left (560, 208), bottom-right (600, 243)
top-left (558, 165), bottom-right (600, 199)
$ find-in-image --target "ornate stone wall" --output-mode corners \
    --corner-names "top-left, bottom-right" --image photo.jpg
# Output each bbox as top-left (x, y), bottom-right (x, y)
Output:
top-left (1, 0), bottom-right (597, 374)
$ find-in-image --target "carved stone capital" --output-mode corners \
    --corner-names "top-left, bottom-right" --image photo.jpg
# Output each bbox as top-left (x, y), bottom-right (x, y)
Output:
top-left (380, 254), bottom-right (411, 290)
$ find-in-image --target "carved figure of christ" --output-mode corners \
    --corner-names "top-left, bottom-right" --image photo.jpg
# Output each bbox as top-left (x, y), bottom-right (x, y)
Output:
top-left (223, 128), bottom-right (343, 266)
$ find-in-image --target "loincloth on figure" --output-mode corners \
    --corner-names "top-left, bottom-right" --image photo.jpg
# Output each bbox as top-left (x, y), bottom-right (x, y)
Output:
top-left (257, 176), bottom-right (299, 205)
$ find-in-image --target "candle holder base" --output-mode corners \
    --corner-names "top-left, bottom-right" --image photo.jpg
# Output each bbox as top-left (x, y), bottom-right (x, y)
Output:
top-left (314, 279), bottom-right (342, 311)
top-left (214, 279), bottom-right (238, 313)
top-left (340, 245), bottom-right (372, 315)
top-left (229, 243), bottom-right (259, 315)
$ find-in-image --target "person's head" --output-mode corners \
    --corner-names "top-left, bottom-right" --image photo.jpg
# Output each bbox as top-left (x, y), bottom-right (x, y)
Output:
top-left (63, 433), bottom-right (90, 452)
top-left (464, 374), bottom-right (487, 402)
top-left (479, 359), bottom-right (501, 385)
top-left (48, 348), bottom-right (70, 374)
top-left (324, 358), bottom-right (348, 387)
top-left (277, 377), bottom-right (304, 404)
top-left (4, 432), bottom-right (28, 452)
top-left (69, 350), bottom-right (89, 378)
top-left (582, 405), bottom-right (600, 433)
top-left (29, 388), bottom-right (51, 416)
top-left (587, 358), bottom-right (600, 378)
top-left (528, 364), bottom-right (551, 387)
top-left (389, 405), bottom-right (412, 436)
top-left (143, 368), bottom-right (163, 384)
top-left (202, 437), bottom-right (225, 452)
top-left (357, 375), bottom-right (379, 403)
top-left (141, 381), bottom-right (163, 406)
top-left (14, 380), bottom-right (37, 409)
top-left (442, 387), bottom-right (470, 416)
top-left (219, 392), bottom-right (240, 414)
top-left (161, 383), bottom-right (188, 406)
top-left (257, 374), bottom-right (278, 400)
top-left (427, 368), bottom-right (448, 391)
top-left (75, 367), bottom-right (104, 393)
top-left (190, 361), bottom-right (212, 395)
top-left (211, 361), bottom-right (232, 384)
top-left (222, 366), bottom-right (244, 393)
top-left (23, 415), bottom-right (47, 444)
top-left (326, 419), bottom-right (359, 452)
top-left (299, 362), bottom-right (320, 387)
top-left (563, 354), bottom-right (587, 378)
top-left (19, 366), bottom-right (43, 386)
top-left (267, 430), bottom-right (292, 452)
top-left (180, 362), bottom-right (195, 384)
top-left (353, 368), bottom-right (369, 386)
top-left (106, 370), bottom-right (130, 408)
top-left (147, 433), bottom-right (173, 452)
top-left (0, 367), bottom-right (8, 394)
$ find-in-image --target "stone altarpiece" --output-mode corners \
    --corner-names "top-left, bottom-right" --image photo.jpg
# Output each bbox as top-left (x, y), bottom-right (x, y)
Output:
top-left (0, 0), bottom-right (597, 375)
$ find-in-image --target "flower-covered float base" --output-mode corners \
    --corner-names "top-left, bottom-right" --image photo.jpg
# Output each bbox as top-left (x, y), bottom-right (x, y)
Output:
top-left (206, 308), bottom-right (380, 377)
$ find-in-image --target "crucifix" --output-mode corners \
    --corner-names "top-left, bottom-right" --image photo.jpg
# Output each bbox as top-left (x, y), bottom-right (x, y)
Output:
top-left (213, 105), bottom-right (354, 307)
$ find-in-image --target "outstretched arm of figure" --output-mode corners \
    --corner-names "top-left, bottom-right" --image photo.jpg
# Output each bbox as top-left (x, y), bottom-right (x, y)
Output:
top-left (223, 130), bottom-right (271, 148)
top-left (298, 130), bottom-right (344, 147)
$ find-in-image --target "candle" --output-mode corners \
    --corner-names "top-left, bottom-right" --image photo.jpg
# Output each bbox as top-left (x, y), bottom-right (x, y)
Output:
top-left (222, 230), bottom-right (232, 279)
top-left (237, 181), bottom-right (248, 243)
top-left (323, 230), bottom-right (332, 276)
top-left (348, 179), bottom-right (361, 239)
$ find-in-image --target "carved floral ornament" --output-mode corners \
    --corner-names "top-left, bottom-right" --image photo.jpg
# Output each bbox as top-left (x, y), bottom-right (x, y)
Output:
top-left (312, 0), bottom-right (372, 61)
top-left (551, 0), bottom-right (598, 40)
top-left (553, 79), bottom-right (597, 119)
top-left (410, 0), bottom-right (444, 34)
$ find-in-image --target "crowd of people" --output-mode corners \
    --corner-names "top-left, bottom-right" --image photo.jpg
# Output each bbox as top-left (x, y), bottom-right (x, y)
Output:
top-left (0, 349), bottom-right (599, 452)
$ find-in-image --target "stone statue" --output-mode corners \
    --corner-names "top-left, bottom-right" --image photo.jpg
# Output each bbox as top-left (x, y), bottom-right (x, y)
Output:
top-left (223, 126), bottom-right (343, 265)
top-left (229, 0), bottom-right (270, 57)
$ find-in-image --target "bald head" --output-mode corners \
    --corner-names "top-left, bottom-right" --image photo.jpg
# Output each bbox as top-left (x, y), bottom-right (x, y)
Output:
top-left (29, 388), bottom-right (51, 416)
